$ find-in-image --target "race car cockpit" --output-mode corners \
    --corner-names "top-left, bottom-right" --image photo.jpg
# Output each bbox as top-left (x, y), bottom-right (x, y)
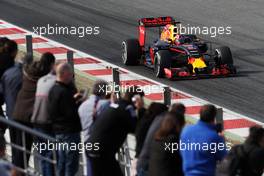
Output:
top-left (159, 24), bottom-right (197, 45)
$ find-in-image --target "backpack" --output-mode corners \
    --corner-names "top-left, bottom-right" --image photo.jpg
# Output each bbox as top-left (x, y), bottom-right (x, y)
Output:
top-left (216, 144), bottom-right (253, 176)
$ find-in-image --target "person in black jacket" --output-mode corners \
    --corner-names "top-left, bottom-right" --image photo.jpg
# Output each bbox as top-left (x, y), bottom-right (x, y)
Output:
top-left (148, 112), bottom-right (185, 176)
top-left (48, 62), bottom-right (82, 176)
top-left (87, 86), bottom-right (144, 176)
top-left (222, 126), bottom-right (264, 176)
top-left (242, 126), bottom-right (264, 176)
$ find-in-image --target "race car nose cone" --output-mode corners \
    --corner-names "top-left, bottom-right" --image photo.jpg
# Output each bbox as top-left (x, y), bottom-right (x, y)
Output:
top-left (191, 57), bottom-right (207, 72)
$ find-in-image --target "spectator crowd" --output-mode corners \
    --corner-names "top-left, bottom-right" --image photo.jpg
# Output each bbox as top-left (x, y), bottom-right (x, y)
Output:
top-left (0, 37), bottom-right (264, 176)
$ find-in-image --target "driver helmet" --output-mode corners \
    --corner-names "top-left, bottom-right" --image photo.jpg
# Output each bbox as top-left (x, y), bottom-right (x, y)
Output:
top-left (160, 24), bottom-right (178, 43)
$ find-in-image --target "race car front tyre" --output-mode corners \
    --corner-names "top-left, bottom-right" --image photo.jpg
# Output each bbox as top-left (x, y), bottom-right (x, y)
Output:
top-left (122, 39), bottom-right (141, 65)
top-left (154, 50), bottom-right (171, 78)
top-left (215, 46), bottom-right (233, 65)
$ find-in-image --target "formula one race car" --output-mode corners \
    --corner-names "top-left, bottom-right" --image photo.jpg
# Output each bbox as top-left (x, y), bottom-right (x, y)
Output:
top-left (121, 16), bottom-right (236, 79)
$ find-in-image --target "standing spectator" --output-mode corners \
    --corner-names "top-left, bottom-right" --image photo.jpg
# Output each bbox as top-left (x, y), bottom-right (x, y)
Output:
top-left (0, 39), bottom-right (17, 133)
top-left (130, 94), bottom-right (147, 176)
top-left (1, 55), bottom-right (24, 120)
top-left (217, 126), bottom-right (264, 176)
top-left (135, 102), bottom-right (167, 158)
top-left (136, 103), bottom-right (183, 176)
top-left (30, 53), bottom-right (56, 176)
top-left (180, 104), bottom-right (227, 176)
top-left (78, 80), bottom-right (109, 142)
top-left (78, 79), bottom-right (109, 176)
top-left (149, 112), bottom-right (185, 176)
top-left (12, 52), bottom-right (55, 171)
top-left (0, 54), bottom-right (28, 164)
top-left (48, 63), bottom-right (82, 176)
top-left (87, 86), bottom-right (144, 176)
top-left (237, 126), bottom-right (264, 176)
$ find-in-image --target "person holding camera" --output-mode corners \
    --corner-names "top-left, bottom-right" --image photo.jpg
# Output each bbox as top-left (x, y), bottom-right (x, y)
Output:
top-left (180, 104), bottom-right (227, 176)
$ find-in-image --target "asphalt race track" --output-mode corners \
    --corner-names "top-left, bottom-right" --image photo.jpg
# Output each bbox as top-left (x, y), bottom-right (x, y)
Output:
top-left (0, 0), bottom-right (264, 121)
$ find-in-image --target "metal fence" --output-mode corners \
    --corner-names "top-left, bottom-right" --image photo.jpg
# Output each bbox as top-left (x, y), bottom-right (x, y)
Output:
top-left (0, 116), bottom-right (134, 176)
top-left (0, 117), bottom-right (57, 176)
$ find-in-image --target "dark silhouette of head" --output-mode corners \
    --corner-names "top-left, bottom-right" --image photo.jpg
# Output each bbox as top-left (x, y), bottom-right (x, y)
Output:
top-left (200, 104), bottom-right (217, 123)
top-left (144, 102), bottom-right (168, 120)
top-left (39, 52), bottom-right (56, 75)
top-left (92, 79), bottom-right (109, 98)
top-left (169, 103), bottom-right (186, 115)
top-left (4, 39), bottom-right (18, 60)
top-left (155, 112), bottom-right (185, 140)
top-left (246, 126), bottom-right (264, 147)
top-left (0, 37), bottom-right (10, 53)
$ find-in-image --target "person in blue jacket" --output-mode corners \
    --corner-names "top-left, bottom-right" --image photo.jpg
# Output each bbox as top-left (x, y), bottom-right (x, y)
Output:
top-left (180, 104), bottom-right (227, 176)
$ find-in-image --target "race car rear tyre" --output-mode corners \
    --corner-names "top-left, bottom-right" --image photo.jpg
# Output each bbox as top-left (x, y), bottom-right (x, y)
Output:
top-left (154, 50), bottom-right (171, 78)
top-left (215, 46), bottom-right (233, 65)
top-left (122, 39), bottom-right (141, 65)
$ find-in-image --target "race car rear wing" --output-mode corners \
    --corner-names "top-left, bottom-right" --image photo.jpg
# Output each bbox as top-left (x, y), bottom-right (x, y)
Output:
top-left (138, 16), bottom-right (180, 47)
top-left (138, 16), bottom-right (180, 27)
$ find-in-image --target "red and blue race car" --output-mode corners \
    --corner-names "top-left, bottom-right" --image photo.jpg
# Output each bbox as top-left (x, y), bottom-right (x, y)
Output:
top-left (121, 16), bottom-right (236, 79)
